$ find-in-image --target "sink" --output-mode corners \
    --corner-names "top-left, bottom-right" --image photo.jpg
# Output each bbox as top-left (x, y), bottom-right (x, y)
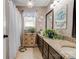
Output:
top-left (62, 45), bottom-right (75, 48)
top-left (61, 46), bottom-right (76, 58)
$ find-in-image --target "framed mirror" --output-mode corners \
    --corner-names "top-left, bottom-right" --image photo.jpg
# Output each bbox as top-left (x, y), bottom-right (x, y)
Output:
top-left (46, 10), bottom-right (54, 30)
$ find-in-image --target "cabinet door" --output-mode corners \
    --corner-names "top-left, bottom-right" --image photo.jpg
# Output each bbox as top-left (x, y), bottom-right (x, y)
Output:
top-left (43, 41), bottom-right (48, 57)
top-left (43, 48), bottom-right (48, 57)
top-left (39, 38), bottom-right (44, 54)
top-left (49, 46), bottom-right (63, 59)
top-left (49, 53), bottom-right (55, 59)
top-left (43, 54), bottom-right (48, 59)
top-left (37, 35), bottom-right (44, 54)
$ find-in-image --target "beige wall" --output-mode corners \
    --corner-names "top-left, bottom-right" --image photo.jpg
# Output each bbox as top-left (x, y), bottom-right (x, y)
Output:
top-left (35, 0), bottom-right (74, 37)
top-left (46, 0), bottom-right (74, 37)
top-left (17, 6), bottom-right (48, 32)
top-left (35, 7), bottom-right (47, 31)
top-left (17, 0), bottom-right (74, 37)
top-left (55, 0), bottom-right (74, 37)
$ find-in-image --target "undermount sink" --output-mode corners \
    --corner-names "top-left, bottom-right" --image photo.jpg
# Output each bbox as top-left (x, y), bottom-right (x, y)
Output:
top-left (61, 46), bottom-right (76, 58)
top-left (62, 45), bottom-right (75, 48)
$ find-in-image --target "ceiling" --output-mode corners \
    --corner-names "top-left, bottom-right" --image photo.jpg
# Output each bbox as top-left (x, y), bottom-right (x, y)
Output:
top-left (14, 0), bottom-right (54, 7)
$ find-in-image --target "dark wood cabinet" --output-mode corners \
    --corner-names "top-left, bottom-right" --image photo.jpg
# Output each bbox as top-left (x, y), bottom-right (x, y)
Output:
top-left (49, 46), bottom-right (63, 59)
top-left (37, 34), bottom-right (64, 59)
top-left (43, 54), bottom-right (48, 59)
top-left (37, 35), bottom-right (44, 55)
top-left (43, 41), bottom-right (49, 59)
top-left (49, 53), bottom-right (55, 59)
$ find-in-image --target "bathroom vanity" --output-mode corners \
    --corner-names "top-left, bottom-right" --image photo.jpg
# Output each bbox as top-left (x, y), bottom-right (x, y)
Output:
top-left (37, 34), bottom-right (63, 59)
top-left (21, 32), bottom-right (75, 59)
top-left (37, 34), bottom-right (76, 59)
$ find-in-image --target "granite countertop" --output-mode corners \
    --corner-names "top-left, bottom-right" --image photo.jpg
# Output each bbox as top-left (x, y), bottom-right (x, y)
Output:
top-left (38, 34), bottom-right (76, 59)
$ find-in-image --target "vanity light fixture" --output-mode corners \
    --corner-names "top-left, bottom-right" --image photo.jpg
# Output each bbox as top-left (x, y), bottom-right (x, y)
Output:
top-left (50, 3), bottom-right (54, 9)
top-left (50, 0), bottom-right (60, 9)
top-left (57, 1), bottom-right (60, 2)
top-left (27, 0), bottom-right (34, 8)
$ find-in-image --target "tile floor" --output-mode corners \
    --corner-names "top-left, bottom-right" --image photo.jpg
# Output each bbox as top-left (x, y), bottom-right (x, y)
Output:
top-left (16, 47), bottom-right (43, 59)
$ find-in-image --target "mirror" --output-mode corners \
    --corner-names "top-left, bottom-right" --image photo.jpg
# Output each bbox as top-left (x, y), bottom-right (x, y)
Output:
top-left (46, 10), bottom-right (54, 29)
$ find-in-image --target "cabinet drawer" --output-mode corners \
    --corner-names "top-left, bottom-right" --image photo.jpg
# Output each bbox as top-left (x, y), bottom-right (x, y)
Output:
top-left (39, 39), bottom-right (43, 46)
top-left (44, 41), bottom-right (48, 50)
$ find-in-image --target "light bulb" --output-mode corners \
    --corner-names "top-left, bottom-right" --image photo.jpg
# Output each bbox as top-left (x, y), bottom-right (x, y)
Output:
top-left (27, 1), bottom-right (34, 8)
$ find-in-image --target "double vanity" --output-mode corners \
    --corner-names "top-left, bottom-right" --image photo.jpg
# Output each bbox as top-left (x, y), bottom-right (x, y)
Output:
top-left (22, 32), bottom-right (75, 59)
top-left (37, 34), bottom-right (76, 59)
